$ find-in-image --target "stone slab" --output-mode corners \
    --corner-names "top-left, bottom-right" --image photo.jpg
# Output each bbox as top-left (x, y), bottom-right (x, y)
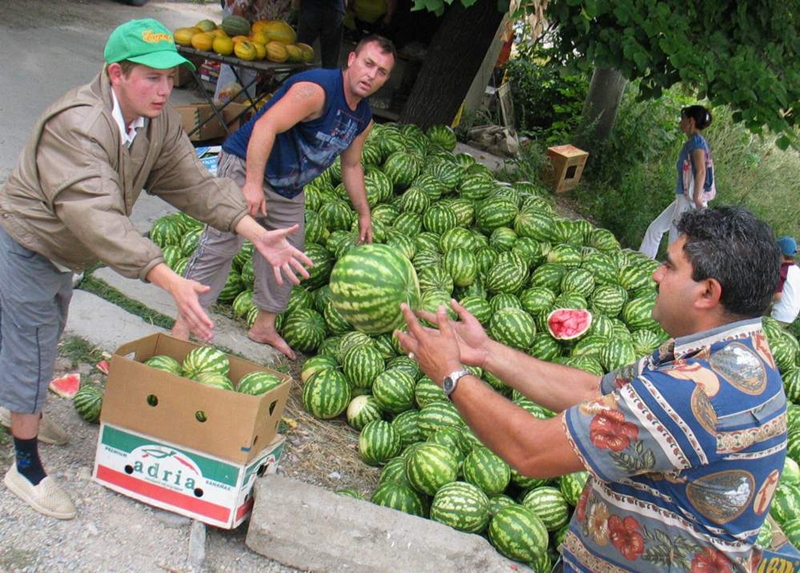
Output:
top-left (65, 290), bottom-right (166, 352)
top-left (246, 476), bottom-right (532, 573)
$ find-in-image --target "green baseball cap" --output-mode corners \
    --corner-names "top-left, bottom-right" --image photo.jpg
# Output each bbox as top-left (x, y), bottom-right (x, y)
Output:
top-left (104, 19), bottom-right (195, 71)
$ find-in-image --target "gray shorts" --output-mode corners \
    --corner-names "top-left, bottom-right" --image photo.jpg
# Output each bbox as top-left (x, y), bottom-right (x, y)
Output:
top-left (184, 151), bottom-right (305, 313)
top-left (0, 226), bottom-right (72, 413)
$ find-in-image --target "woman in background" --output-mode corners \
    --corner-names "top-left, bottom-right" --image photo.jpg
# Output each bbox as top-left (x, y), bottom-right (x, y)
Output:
top-left (639, 105), bottom-right (715, 259)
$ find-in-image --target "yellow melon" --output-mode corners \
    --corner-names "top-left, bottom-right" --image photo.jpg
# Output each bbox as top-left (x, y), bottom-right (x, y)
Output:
top-left (251, 31), bottom-right (270, 45)
top-left (296, 42), bottom-right (315, 63)
top-left (264, 20), bottom-right (297, 45)
top-left (174, 27), bottom-right (196, 47)
top-left (251, 20), bottom-right (270, 34)
top-left (285, 44), bottom-right (303, 63)
top-left (234, 41), bottom-right (258, 61)
top-left (265, 41), bottom-right (289, 63)
top-left (231, 35), bottom-right (250, 44)
top-left (208, 28), bottom-right (228, 40)
top-left (213, 36), bottom-right (235, 56)
top-left (253, 42), bottom-right (267, 60)
top-left (191, 32), bottom-right (214, 52)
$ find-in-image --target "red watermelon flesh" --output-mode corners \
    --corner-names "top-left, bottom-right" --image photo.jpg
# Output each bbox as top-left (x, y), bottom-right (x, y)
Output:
top-left (547, 308), bottom-right (593, 340)
top-left (49, 373), bottom-right (81, 399)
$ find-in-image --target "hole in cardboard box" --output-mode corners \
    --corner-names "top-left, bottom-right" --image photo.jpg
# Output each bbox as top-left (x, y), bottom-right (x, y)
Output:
top-left (193, 488), bottom-right (204, 498)
top-left (146, 394), bottom-right (159, 407)
top-left (269, 400), bottom-right (277, 416)
top-left (195, 410), bottom-right (207, 423)
top-left (256, 463), bottom-right (268, 477)
top-left (124, 465), bottom-right (134, 474)
top-left (253, 435), bottom-right (258, 446)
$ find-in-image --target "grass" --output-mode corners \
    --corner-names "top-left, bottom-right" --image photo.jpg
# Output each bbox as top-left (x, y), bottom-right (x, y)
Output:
top-left (58, 335), bottom-right (107, 369)
top-left (80, 274), bottom-right (175, 331)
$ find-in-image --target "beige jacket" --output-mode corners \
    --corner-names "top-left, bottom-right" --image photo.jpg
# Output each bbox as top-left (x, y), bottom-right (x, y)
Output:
top-left (0, 71), bottom-right (247, 280)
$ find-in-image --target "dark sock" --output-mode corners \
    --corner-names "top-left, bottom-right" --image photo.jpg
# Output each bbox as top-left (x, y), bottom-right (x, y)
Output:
top-left (14, 436), bottom-right (46, 485)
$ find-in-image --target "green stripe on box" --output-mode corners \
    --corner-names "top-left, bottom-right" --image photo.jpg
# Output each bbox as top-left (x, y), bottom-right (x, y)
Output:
top-left (101, 425), bottom-right (239, 487)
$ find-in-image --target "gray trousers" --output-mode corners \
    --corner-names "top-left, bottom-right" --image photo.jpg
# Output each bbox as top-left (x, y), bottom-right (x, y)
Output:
top-left (184, 151), bottom-right (305, 314)
top-left (0, 226), bottom-right (72, 413)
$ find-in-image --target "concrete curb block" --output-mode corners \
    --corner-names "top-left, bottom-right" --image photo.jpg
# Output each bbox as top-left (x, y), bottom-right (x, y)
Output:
top-left (246, 476), bottom-right (533, 573)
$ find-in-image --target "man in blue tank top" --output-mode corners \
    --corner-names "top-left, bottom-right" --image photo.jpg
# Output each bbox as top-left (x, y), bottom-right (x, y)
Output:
top-left (172, 35), bottom-right (396, 358)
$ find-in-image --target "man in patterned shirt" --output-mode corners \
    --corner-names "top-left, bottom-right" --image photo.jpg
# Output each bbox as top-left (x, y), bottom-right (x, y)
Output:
top-left (398, 206), bottom-right (789, 571)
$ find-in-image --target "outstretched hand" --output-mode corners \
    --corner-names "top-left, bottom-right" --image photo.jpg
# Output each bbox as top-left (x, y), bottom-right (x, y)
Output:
top-left (170, 277), bottom-right (214, 342)
top-left (411, 299), bottom-right (492, 369)
top-left (252, 224), bottom-right (314, 285)
top-left (396, 303), bottom-right (463, 385)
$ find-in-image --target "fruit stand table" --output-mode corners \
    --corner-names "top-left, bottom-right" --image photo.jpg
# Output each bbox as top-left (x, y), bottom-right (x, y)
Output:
top-left (176, 46), bottom-right (313, 139)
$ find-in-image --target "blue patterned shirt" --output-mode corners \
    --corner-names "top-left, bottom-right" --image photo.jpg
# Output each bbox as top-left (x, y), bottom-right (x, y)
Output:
top-left (562, 318), bottom-right (786, 572)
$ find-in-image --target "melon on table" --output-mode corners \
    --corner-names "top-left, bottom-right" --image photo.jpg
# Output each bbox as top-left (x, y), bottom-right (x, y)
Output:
top-left (546, 308), bottom-right (593, 340)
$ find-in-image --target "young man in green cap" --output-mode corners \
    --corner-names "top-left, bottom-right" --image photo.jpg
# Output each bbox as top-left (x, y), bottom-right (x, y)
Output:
top-left (0, 18), bottom-right (311, 520)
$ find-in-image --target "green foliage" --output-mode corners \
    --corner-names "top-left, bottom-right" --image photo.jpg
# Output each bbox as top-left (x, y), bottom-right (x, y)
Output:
top-left (410, 0), bottom-right (507, 16)
top-left (453, 107), bottom-right (501, 142)
top-left (505, 45), bottom-right (590, 144)
top-left (567, 82), bottom-right (800, 255)
top-left (58, 335), bottom-right (105, 369)
top-left (545, 0), bottom-right (800, 147)
top-left (80, 274), bottom-right (176, 331)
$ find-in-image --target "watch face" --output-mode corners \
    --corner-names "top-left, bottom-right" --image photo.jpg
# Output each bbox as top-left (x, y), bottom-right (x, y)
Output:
top-left (443, 377), bottom-right (455, 394)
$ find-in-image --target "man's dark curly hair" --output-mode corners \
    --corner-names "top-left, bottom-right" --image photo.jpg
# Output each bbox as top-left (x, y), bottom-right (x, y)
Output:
top-left (677, 206), bottom-right (780, 318)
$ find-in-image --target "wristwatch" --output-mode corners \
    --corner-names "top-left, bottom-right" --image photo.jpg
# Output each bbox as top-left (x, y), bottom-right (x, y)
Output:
top-left (443, 369), bottom-right (471, 401)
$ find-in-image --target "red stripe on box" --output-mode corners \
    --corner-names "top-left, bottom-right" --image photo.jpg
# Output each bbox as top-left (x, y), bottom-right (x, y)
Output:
top-left (236, 497), bottom-right (254, 521)
top-left (96, 465), bottom-right (230, 522)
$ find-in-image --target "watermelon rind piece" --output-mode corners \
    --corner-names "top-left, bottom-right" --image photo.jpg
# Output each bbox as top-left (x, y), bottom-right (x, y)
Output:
top-left (49, 373), bottom-right (81, 399)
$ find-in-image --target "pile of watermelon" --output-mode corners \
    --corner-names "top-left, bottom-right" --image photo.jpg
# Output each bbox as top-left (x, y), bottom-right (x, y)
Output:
top-left (148, 122), bottom-right (800, 568)
top-left (145, 347), bottom-right (285, 396)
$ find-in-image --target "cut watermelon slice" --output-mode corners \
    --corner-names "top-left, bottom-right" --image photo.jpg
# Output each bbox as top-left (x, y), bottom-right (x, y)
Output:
top-left (49, 373), bottom-right (81, 399)
top-left (95, 360), bottom-right (110, 375)
top-left (547, 308), bottom-right (593, 341)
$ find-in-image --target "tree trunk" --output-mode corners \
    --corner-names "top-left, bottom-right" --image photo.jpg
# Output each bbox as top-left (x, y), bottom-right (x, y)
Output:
top-left (398, 0), bottom-right (505, 129)
top-left (578, 67), bottom-right (628, 149)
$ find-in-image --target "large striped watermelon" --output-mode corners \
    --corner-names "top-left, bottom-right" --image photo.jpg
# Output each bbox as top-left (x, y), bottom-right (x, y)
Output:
top-left (522, 486), bottom-right (571, 531)
top-left (489, 307), bottom-right (536, 350)
top-left (182, 346), bottom-right (230, 380)
top-left (359, 419), bottom-right (402, 466)
top-left (341, 345), bottom-right (385, 390)
top-left (346, 395), bottom-right (383, 431)
top-left (371, 481), bottom-right (430, 518)
top-left (194, 371), bottom-right (235, 392)
top-left (74, 384), bottom-right (104, 424)
top-left (281, 308), bottom-right (327, 354)
top-left (303, 368), bottom-right (351, 419)
top-left (144, 355), bottom-right (183, 376)
top-left (371, 369), bottom-right (416, 414)
top-left (463, 446), bottom-right (511, 495)
top-left (404, 442), bottom-right (459, 496)
top-left (488, 504), bottom-right (549, 563)
top-left (329, 245), bottom-right (421, 335)
top-left (237, 371), bottom-right (284, 396)
top-left (430, 481), bottom-right (491, 533)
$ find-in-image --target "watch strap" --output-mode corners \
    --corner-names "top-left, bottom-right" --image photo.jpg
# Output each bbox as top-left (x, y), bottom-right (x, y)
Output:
top-left (444, 369), bottom-right (471, 400)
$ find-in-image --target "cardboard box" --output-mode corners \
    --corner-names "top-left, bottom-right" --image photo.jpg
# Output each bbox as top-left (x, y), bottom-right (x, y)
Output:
top-left (177, 102), bottom-right (251, 142)
top-left (94, 424), bottom-right (284, 529)
top-left (545, 144), bottom-right (589, 193)
top-left (92, 333), bottom-right (292, 527)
